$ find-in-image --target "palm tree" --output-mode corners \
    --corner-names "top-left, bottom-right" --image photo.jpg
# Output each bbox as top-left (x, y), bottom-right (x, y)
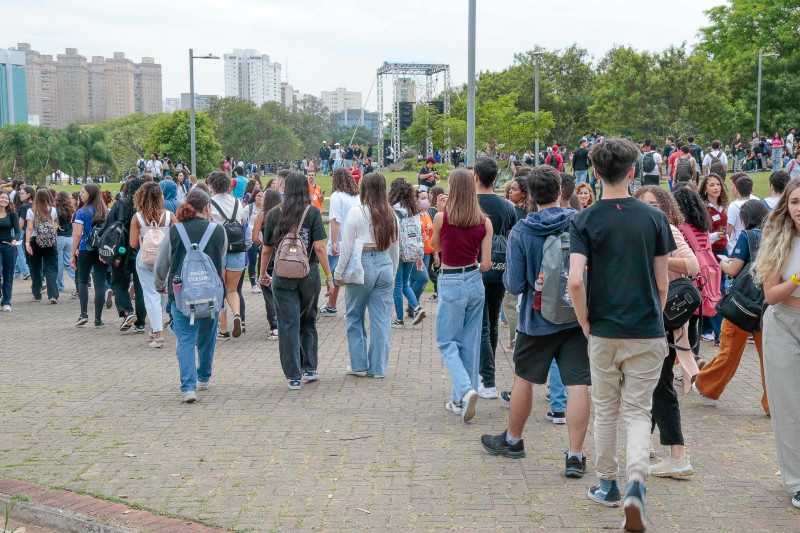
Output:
top-left (66, 123), bottom-right (116, 179)
top-left (0, 123), bottom-right (32, 178)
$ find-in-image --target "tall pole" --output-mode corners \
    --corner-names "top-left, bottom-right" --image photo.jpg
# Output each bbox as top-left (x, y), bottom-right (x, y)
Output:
top-left (189, 48), bottom-right (197, 176)
top-left (466, 0), bottom-right (476, 166)
top-left (756, 49), bottom-right (763, 137)
top-left (534, 53), bottom-right (540, 167)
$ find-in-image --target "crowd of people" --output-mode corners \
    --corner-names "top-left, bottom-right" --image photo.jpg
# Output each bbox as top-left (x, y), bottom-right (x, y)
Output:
top-left (2, 135), bottom-right (800, 532)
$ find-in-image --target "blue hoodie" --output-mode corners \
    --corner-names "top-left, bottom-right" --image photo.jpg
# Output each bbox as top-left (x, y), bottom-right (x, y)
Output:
top-left (159, 179), bottom-right (178, 213)
top-left (503, 206), bottom-right (579, 336)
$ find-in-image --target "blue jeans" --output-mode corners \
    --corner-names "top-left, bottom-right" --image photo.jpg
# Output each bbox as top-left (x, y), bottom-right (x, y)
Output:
top-left (575, 170), bottom-right (589, 184)
top-left (409, 254), bottom-right (431, 302)
top-left (321, 159), bottom-right (329, 175)
top-left (0, 243), bottom-right (17, 306)
top-left (14, 241), bottom-right (28, 277)
top-left (56, 235), bottom-right (75, 292)
top-left (394, 261), bottom-right (420, 320)
top-left (436, 268), bottom-right (485, 404)
top-left (549, 359), bottom-right (567, 412)
top-left (169, 300), bottom-right (219, 392)
top-left (344, 250), bottom-right (394, 376)
top-left (772, 147), bottom-right (783, 171)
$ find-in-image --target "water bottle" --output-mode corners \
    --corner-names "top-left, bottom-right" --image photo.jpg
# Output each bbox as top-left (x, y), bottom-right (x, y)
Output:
top-left (172, 275), bottom-right (182, 293)
top-left (533, 273), bottom-right (543, 312)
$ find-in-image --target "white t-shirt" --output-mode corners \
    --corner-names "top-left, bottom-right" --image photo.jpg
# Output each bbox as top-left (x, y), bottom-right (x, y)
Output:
top-left (146, 159), bottom-right (163, 177)
top-left (764, 196), bottom-right (780, 211)
top-left (781, 236), bottom-right (800, 297)
top-left (26, 206), bottom-right (57, 236)
top-left (727, 194), bottom-right (760, 254)
top-left (642, 150), bottom-right (662, 175)
top-left (332, 148), bottom-right (343, 161)
top-left (327, 192), bottom-right (360, 250)
top-left (787, 159), bottom-right (800, 179)
top-left (786, 132), bottom-right (795, 152)
top-left (209, 193), bottom-right (244, 226)
top-left (702, 150), bottom-right (728, 173)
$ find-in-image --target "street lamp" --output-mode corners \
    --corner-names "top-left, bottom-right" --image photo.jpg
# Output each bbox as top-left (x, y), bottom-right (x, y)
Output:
top-left (533, 50), bottom-right (543, 167)
top-left (756, 50), bottom-right (779, 136)
top-left (189, 49), bottom-right (220, 176)
top-left (466, 0), bottom-right (476, 166)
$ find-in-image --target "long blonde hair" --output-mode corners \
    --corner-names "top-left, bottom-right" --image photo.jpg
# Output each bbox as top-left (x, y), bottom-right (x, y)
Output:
top-left (753, 179), bottom-right (800, 285)
top-left (445, 169), bottom-right (484, 228)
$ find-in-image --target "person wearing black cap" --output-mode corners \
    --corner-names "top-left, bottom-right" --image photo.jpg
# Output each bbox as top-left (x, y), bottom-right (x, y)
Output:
top-left (418, 157), bottom-right (439, 192)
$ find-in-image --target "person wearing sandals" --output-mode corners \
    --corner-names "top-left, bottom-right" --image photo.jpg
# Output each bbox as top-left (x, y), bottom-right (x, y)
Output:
top-left (334, 172), bottom-right (399, 378)
top-left (130, 181), bottom-right (175, 348)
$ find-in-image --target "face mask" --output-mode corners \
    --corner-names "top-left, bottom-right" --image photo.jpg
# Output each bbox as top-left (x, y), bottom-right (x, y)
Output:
top-left (420, 199), bottom-right (430, 209)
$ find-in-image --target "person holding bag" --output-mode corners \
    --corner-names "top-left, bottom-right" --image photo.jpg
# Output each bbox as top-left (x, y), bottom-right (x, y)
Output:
top-left (335, 173), bottom-right (399, 378)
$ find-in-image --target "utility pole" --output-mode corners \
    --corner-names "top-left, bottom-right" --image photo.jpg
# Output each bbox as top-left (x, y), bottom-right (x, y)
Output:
top-left (466, 0), bottom-right (476, 166)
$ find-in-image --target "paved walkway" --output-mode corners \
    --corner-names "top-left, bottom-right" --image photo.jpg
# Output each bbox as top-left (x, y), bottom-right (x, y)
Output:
top-left (1, 279), bottom-right (798, 532)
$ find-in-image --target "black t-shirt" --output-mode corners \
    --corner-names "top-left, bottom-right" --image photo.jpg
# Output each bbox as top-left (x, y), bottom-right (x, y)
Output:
top-left (418, 166), bottom-right (437, 186)
top-left (572, 148), bottom-right (590, 171)
top-left (353, 148), bottom-right (363, 159)
top-left (57, 209), bottom-right (73, 237)
top-left (569, 197), bottom-right (676, 339)
top-left (477, 193), bottom-right (516, 238)
top-left (345, 147), bottom-right (354, 160)
top-left (263, 204), bottom-right (327, 263)
top-left (0, 211), bottom-right (19, 243)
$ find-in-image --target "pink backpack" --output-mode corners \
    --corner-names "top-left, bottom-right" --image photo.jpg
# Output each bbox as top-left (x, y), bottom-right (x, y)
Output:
top-left (679, 223), bottom-right (722, 316)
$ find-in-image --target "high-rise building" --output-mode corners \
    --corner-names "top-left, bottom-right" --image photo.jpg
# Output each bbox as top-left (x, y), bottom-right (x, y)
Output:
top-left (180, 93), bottom-right (216, 112)
top-left (163, 97), bottom-right (180, 113)
top-left (135, 57), bottom-right (162, 114)
top-left (330, 110), bottom-right (381, 140)
top-left (281, 82), bottom-right (299, 111)
top-left (224, 49), bottom-right (281, 106)
top-left (104, 52), bottom-right (135, 119)
top-left (39, 55), bottom-right (59, 128)
top-left (0, 48), bottom-right (28, 127)
top-left (395, 78), bottom-right (416, 103)
top-left (16, 44), bottom-right (41, 125)
top-left (87, 56), bottom-right (107, 121)
top-left (56, 48), bottom-right (89, 126)
top-left (320, 87), bottom-right (362, 114)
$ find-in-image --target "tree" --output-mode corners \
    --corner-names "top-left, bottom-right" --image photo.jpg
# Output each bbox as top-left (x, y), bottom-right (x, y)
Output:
top-left (433, 116), bottom-right (467, 151)
top-left (146, 110), bottom-right (222, 177)
top-left (92, 112), bottom-right (160, 177)
top-left (26, 127), bottom-right (82, 181)
top-left (404, 105), bottom-right (439, 152)
top-left (476, 92), bottom-right (553, 158)
top-left (0, 124), bottom-right (32, 178)
top-left (65, 124), bottom-right (116, 179)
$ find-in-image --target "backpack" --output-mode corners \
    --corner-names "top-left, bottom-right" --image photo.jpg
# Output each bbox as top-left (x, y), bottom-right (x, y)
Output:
top-left (34, 213), bottom-right (57, 248)
top-left (273, 205), bottom-right (312, 279)
top-left (761, 199), bottom-right (774, 212)
top-left (482, 233), bottom-right (508, 284)
top-left (689, 144), bottom-right (703, 165)
top-left (538, 231), bottom-right (582, 324)
top-left (137, 159), bottom-right (145, 171)
top-left (679, 223), bottom-right (722, 317)
top-left (546, 153), bottom-right (560, 168)
top-left (715, 230), bottom-right (765, 333)
top-left (97, 220), bottom-right (128, 264)
top-left (209, 198), bottom-right (246, 254)
top-left (395, 209), bottom-right (424, 263)
top-left (138, 212), bottom-right (170, 265)
top-left (642, 152), bottom-right (656, 173)
top-left (174, 222), bottom-right (225, 325)
top-left (663, 277), bottom-right (703, 331)
top-left (633, 153), bottom-right (643, 178)
top-left (675, 157), bottom-right (693, 181)
top-left (708, 151), bottom-right (722, 168)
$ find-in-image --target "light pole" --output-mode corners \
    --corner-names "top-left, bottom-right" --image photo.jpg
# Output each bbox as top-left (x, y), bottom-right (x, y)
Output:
top-left (189, 49), bottom-right (220, 176)
top-left (466, 0), bottom-right (476, 166)
top-left (756, 50), bottom-right (779, 136)
top-left (533, 50), bottom-right (543, 167)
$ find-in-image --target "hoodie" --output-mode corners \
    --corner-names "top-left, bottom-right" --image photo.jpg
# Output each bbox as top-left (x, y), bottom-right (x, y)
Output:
top-left (503, 206), bottom-right (579, 336)
top-left (159, 179), bottom-right (179, 214)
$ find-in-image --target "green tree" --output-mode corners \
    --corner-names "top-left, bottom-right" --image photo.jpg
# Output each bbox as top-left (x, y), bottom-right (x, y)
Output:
top-left (92, 112), bottom-right (160, 177)
top-left (433, 116), bottom-right (468, 151)
top-left (146, 110), bottom-right (222, 177)
top-left (476, 92), bottom-right (553, 158)
top-left (65, 124), bottom-right (116, 179)
top-left (0, 123), bottom-right (32, 178)
top-left (404, 104), bottom-right (439, 151)
top-left (26, 127), bottom-right (82, 181)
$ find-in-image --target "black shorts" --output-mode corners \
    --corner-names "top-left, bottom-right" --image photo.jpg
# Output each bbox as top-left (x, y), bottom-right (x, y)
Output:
top-left (513, 327), bottom-right (591, 386)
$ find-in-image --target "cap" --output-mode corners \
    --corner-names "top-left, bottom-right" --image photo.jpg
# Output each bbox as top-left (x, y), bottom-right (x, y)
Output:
top-left (322, 141), bottom-right (327, 144)
top-left (552, 144), bottom-right (559, 150)
top-left (335, 142), bottom-right (341, 146)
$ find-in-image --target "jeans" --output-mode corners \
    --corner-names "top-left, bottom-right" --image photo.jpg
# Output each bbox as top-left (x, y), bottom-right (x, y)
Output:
top-left (574, 170), bottom-right (589, 184)
top-left (136, 256), bottom-right (167, 333)
top-left (260, 270), bottom-right (278, 330)
top-left (549, 360), bottom-right (567, 412)
top-left (394, 261), bottom-right (420, 320)
top-left (247, 245), bottom-right (260, 286)
top-left (409, 254), bottom-right (431, 302)
top-left (479, 281), bottom-right (505, 388)
top-left (0, 243), bottom-right (16, 306)
top-left (427, 257), bottom-right (438, 294)
top-left (29, 240), bottom-right (59, 301)
top-left (321, 159), bottom-right (329, 175)
top-left (56, 235), bottom-right (75, 292)
top-left (436, 268), bottom-right (485, 404)
top-left (169, 301), bottom-right (219, 392)
top-left (77, 249), bottom-right (106, 321)
top-left (333, 160), bottom-right (343, 170)
top-left (272, 268), bottom-right (321, 380)
top-left (14, 241), bottom-right (28, 277)
top-left (772, 147), bottom-right (783, 171)
top-left (651, 332), bottom-right (684, 446)
top-left (344, 250), bottom-right (394, 376)
top-left (111, 253), bottom-right (145, 327)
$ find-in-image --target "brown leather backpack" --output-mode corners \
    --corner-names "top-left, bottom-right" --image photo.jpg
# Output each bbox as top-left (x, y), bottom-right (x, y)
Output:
top-left (273, 205), bottom-right (312, 279)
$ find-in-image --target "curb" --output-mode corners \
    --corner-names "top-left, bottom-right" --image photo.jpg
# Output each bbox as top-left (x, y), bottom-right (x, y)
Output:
top-left (0, 493), bottom-right (139, 533)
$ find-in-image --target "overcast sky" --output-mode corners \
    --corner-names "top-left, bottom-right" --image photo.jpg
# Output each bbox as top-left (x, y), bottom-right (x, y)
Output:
top-left (5, 0), bottom-right (726, 112)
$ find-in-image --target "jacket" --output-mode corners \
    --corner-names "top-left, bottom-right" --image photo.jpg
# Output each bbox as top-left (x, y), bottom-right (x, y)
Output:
top-left (159, 179), bottom-right (179, 213)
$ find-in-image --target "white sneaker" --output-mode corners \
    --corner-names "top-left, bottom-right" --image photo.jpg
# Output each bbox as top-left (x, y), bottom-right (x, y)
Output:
top-left (181, 391), bottom-right (197, 403)
top-left (251, 285), bottom-right (260, 293)
top-left (700, 333), bottom-right (714, 342)
top-left (478, 385), bottom-right (498, 399)
top-left (691, 383), bottom-right (718, 406)
top-left (461, 389), bottom-right (478, 422)
top-left (651, 455), bottom-right (694, 478)
top-left (346, 365), bottom-right (367, 377)
top-left (445, 401), bottom-right (462, 415)
top-left (1, 305), bottom-right (10, 312)
top-left (197, 380), bottom-right (210, 391)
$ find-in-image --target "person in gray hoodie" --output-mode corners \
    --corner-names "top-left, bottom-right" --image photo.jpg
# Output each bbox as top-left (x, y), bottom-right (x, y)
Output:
top-left (480, 165), bottom-right (591, 479)
top-left (159, 179), bottom-right (179, 214)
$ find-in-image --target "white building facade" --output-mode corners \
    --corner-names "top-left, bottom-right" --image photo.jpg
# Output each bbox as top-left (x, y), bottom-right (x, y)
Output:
top-left (224, 49), bottom-right (281, 106)
top-left (320, 87), bottom-right (362, 114)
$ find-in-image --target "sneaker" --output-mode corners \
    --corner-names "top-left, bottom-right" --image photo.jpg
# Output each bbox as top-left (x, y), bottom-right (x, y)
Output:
top-left (302, 371), bottom-right (320, 382)
top-left (287, 379), bottom-right (302, 390)
top-left (499, 390), bottom-right (511, 407)
top-left (2, 305), bottom-right (10, 312)
top-left (120, 313), bottom-right (137, 331)
top-left (268, 329), bottom-right (279, 341)
top-left (478, 385), bottom-right (498, 399)
top-left (149, 338), bottom-right (165, 349)
top-left (75, 315), bottom-right (88, 326)
top-left (546, 411), bottom-right (567, 424)
top-left (181, 390), bottom-right (197, 403)
top-left (366, 373), bottom-right (385, 379)
top-left (713, 341), bottom-right (720, 348)
top-left (564, 453), bottom-right (587, 478)
top-left (346, 366), bottom-right (367, 377)
top-left (250, 285), bottom-right (260, 293)
top-left (105, 288), bottom-right (114, 309)
top-left (319, 305), bottom-right (338, 316)
top-left (480, 431), bottom-right (526, 458)
top-left (445, 401), bottom-right (462, 414)
top-left (700, 333), bottom-right (714, 342)
top-left (461, 389), bottom-right (478, 422)
top-left (32, 297), bottom-right (41, 302)
top-left (587, 481), bottom-right (622, 507)
top-left (691, 383), bottom-right (718, 406)
top-left (49, 297), bottom-right (57, 304)
top-left (70, 292), bottom-right (79, 299)
top-left (133, 324), bottom-right (146, 333)
top-left (197, 380), bottom-right (210, 391)
top-left (427, 293), bottom-right (438, 302)
top-left (391, 319), bottom-right (404, 329)
top-left (651, 455), bottom-right (693, 478)
top-left (406, 305), bottom-right (413, 318)
top-left (792, 492), bottom-right (800, 509)
top-left (22, 273), bottom-right (30, 280)
top-left (545, 392), bottom-right (551, 402)
top-left (232, 314), bottom-right (242, 338)
top-left (94, 320), bottom-right (105, 328)
top-left (622, 481), bottom-right (647, 532)
top-left (217, 331), bottom-right (231, 339)
top-left (411, 306), bottom-right (425, 325)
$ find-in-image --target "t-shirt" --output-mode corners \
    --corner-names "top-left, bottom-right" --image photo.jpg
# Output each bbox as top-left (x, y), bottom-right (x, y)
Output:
top-left (418, 166), bottom-right (437, 187)
top-left (786, 133), bottom-right (795, 152)
top-left (0, 211), bottom-right (20, 244)
top-left (327, 191), bottom-right (360, 249)
top-left (572, 148), bottom-right (590, 171)
top-left (263, 204), bottom-right (327, 263)
top-left (702, 150), bottom-right (728, 171)
top-left (726, 195), bottom-right (760, 254)
top-left (731, 229), bottom-right (761, 263)
top-left (569, 197), bottom-right (676, 339)
top-left (209, 194), bottom-right (245, 227)
top-left (344, 147), bottom-right (354, 160)
top-left (26, 206), bottom-right (57, 237)
top-left (641, 150), bottom-right (662, 175)
top-left (350, 167), bottom-right (362, 183)
top-left (231, 176), bottom-right (247, 199)
top-left (74, 206), bottom-right (98, 250)
top-left (477, 193), bottom-right (516, 239)
top-left (763, 196), bottom-right (780, 211)
top-left (57, 209), bottom-right (73, 237)
top-left (309, 184), bottom-right (323, 212)
top-left (146, 159), bottom-right (163, 177)
top-left (332, 148), bottom-right (343, 161)
top-left (420, 211), bottom-right (434, 254)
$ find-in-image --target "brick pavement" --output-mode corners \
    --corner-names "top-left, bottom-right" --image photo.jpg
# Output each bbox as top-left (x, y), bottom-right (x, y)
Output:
top-left (1, 278), bottom-right (799, 532)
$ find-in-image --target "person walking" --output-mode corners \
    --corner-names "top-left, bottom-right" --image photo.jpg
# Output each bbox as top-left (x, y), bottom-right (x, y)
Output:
top-left (71, 183), bottom-right (109, 327)
top-left (409, 190), bottom-right (434, 303)
top-left (243, 189), bottom-right (264, 293)
top-left (771, 132), bottom-right (784, 171)
top-left (259, 172), bottom-right (334, 390)
top-left (25, 188), bottom-right (59, 303)
top-left (252, 189), bottom-right (282, 340)
top-left (320, 141), bottom-right (331, 176)
top-left (334, 172), bottom-right (399, 378)
top-left (389, 178), bottom-right (425, 327)
top-left (432, 168), bottom-right (493, 422)
top-left (0, 191), bottom-right (20, 311)
top-left (12, 185), bottom-right (32, 280)
top-left (54, 191), bottom-right (76, 297)
top-left (154, 189), bottom-right (227, 403)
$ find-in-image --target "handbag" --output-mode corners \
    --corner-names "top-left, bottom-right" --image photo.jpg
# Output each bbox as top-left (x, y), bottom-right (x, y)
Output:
top-left (663, 277), bottom-right (702, 331)
top-left (341, 238), bottom-right (365, 285)
top-left (715, 231), bottom-right (765, 333)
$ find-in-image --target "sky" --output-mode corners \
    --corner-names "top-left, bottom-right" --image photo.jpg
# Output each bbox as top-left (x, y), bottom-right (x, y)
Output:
top-left (4, 0), bottom-right (726, 112)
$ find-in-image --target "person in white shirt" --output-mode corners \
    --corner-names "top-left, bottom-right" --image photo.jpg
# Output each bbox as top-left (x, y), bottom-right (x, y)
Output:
top-left (702, 140), bottom-right (729, 176)
top-left (786, 128), bottom-right (795, 155)
top-left (332, 143), bottom-right (344, 170)
top-left (145, 153), bottom-right (163, 178)
top-left (641, 139), bottom-right (662, 186)
top-left (762, 171), bottom-right (790, 212)
top-left (727, 174), bottom-right (760, 254)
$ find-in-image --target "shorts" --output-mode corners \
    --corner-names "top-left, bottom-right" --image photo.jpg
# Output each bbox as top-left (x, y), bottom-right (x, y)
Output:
top-left (328, 253), bottom-right (341, 286)
top-left (642, 174), bottom-right (660, 186)
top-left (223, 251), bottom-right (246, 272)
top-left (513, 327), bottom-right (591, 386)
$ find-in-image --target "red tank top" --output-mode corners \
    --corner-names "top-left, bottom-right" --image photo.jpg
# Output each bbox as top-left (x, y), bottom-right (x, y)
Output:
top-left (439, 211), bottom-right (486, 267)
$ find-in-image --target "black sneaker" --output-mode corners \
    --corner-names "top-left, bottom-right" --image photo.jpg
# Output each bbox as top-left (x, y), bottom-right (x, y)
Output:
top-left (406, 306), bottom-right (413, 318)
top-left (94, 320), bottom-right (105, 328)
top-left (75, 315), bottom-right (88, 327)
top-left (622, 480), bottom-right (647, 532)
top-left (120, 313), bottom-right (137, 331)
top-left (217, 331), bottom-right (231, 339)
top-left (480, 430), bottom-right (525, 458)
top-left (792, 491), bottom-right (800, 509)
top-left (133, 324), bottom-right (146, 333)
top-left (411, 306), bottom-right (425, 325)
top-left (546, 410), bottom-right (566, 424)
top-left (588, 481), bottom-right (621, 507)
top-left (564, 452), bottom-right (587, 478)
top-left (499, 390), bottom-right (511, 408)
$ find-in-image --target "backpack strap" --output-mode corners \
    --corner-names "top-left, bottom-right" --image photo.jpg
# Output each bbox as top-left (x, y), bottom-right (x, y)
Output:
top-left (231, 199), bottom-right (239, 221)
top-left (761, 199), bottom-right (771, 209)
top-left (745, 229), bottom-right (760, 261)
top-left (198, 222), bottom-right (217, 253)
top-left (175, 222), bottom-right (193, 251)
top-left (295, 205), bottom-right (312, 234)
top-left (209, 199), bottom-right (234, 223)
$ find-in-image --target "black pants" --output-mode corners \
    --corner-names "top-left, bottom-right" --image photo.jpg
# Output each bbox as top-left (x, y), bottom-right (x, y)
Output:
top-left (479, 281), bottom-right (505, 388)
top-left (77, 250), bottom-right (106, 321)
top-left (642, 174), bottom-right (660, 186)
top-left (272, 268), bottom-right (321, 379)
top-left (688, 313), bottom-right (700, 356)
top-left (29, 240), bottom-right (58, 301)
top-left (261, 268), bottom-right (278, 329)
top-left (111, 253), bottom-right (145, 327)
top-left (651, 331), bottom-right (684, 446)
top-left (427, 259), bottom-right (439, 294)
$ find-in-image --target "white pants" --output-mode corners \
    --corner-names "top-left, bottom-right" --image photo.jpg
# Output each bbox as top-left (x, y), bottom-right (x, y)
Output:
top-left (136, 257), bottom-right (167, 333)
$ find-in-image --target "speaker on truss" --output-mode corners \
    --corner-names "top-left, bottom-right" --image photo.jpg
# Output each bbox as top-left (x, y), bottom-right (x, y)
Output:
top-left (398, 102), bottom-right (414, 131)
top-left (431, 100), bottom-right (444, 115)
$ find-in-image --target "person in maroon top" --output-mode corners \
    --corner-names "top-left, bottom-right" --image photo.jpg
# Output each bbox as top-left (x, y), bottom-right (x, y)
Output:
top-left (431, 169), bottom-right (493, 423)
top-left (699, 173), bottom-right (729, 344)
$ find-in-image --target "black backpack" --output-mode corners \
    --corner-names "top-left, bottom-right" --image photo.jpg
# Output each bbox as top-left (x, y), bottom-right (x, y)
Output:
top-left (689, 144), bottom-right (703, 165)
top-left (642, 152), bottom-right (657, 173)
top-left (663, 277), bottom-right (702, 331)
top-left (674, 157), bottom-right (694, 182)
top-left (137, 159), bottom-right (146, 171)
top-left (97, 220), bottom-right (128, 264)
top-left (210, 198), bottom-right (246, 254)
top-left (716, 230), bottom-right (765, 333)
top-left (547, 153), bottom-right (560, 168)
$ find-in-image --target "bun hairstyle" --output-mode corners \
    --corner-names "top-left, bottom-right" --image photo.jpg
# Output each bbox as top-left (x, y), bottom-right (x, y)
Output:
top-left (176, 188), bottom-right (211, 222)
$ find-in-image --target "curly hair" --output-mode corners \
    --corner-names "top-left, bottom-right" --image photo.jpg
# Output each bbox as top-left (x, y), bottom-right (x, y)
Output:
top-left (388, 178), bottom-right (419, 216)
top-left (134, 181), bottom-right (165, 225)
top-left (674, 187), bottom-right (711, 232)
top-left (177, 189), bottom-right (210, 222)
top-left (206, 171), bottom-right (230, 194)
top-left (332, 167), bottom-right (359, 196)
top-left (699, 173), bottom-right (729, 207)
top-left (634, 185), bottom-right (684, 226)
